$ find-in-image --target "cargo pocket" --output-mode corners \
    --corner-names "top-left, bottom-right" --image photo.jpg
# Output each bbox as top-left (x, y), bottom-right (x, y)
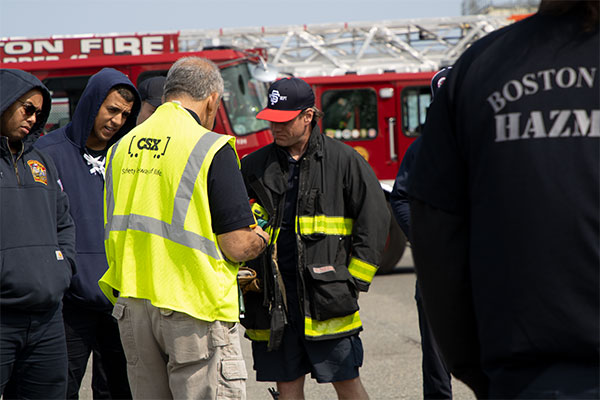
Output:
top-left (217, 359), bottom-right (247, 399)
top-left (216, 322), bottom-right (247, 399)
top-left (305, 264), bottom-right (359, 321)
top-left (165, 311), bottom-right (212, 363)
top-left (112, 299), bottom-right (138, 365)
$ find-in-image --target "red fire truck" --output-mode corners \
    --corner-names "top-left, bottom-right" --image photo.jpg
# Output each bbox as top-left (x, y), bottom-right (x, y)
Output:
top-left (1, 16), bottom-right (513, 272)
top-left (0, 33), bottom-right (275, 155)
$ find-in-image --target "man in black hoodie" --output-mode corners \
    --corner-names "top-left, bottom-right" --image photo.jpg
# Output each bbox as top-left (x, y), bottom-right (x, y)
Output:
top-left (0, 69), bottom-right (76, 398)
top-left (36, 68), bottom-right (140, 399)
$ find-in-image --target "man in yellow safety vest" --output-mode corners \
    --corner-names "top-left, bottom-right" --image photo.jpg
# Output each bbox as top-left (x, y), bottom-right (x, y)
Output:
top-left (100, 57), bottom-right (269, 399)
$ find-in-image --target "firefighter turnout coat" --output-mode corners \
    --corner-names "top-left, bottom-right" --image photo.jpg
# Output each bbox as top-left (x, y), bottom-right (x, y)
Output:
top-left (241, 126), bottom-right (390, 346)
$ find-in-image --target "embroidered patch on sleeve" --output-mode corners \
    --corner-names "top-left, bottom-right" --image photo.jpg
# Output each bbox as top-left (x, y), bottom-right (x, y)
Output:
top-left (55, 250), bottom-right (64, 260)
top-left (27, 160), bottom-right (48, 185)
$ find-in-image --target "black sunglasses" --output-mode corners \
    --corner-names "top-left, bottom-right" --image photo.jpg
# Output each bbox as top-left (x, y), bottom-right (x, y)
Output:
top-left (16, 99), bottom-right (43, 119)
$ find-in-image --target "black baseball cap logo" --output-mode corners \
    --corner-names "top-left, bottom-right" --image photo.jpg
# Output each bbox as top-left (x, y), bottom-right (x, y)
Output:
top-left (256, 78), bottom-right (315, 123)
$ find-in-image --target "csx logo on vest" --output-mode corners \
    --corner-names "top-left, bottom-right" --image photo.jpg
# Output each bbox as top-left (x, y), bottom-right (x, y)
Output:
top-left (128, 136), bottom-right (171, 159)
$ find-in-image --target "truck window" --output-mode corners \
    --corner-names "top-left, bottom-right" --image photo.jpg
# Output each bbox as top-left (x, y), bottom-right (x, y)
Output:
top-left (220, 63), bottom-right (269, 136)
top-left (401, 86), bottom-right (431, 137)
top-left (45, 97), bottom-right (70, 133)
top-left (321, 89), bottom-right (378, 140)
top-left (43, 76), bottom-right (91, 134)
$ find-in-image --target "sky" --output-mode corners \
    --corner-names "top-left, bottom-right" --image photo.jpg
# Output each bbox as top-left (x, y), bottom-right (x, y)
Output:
top-left (0, 0), bottom-right (463, 38)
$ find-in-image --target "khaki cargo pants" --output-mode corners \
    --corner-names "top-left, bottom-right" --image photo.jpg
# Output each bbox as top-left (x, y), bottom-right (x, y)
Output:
top-left (113, 297), bottom-right (247, 399)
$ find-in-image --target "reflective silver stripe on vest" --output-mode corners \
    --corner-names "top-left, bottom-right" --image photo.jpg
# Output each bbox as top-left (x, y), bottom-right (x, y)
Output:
top-left (108, 214), bottom-right (222, 260)
top-left (172, 132), bottom-right (220, 229)
top-left (105, 132), bottom-right (224, 261)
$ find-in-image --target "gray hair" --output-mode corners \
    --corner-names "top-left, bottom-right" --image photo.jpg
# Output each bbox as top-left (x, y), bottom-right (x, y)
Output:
top-left (163, 57), bottom-right (224, 101)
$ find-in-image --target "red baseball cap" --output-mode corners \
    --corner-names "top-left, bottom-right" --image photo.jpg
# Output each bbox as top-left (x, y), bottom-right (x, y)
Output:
top-left (256, 78), bottom-right (315, 122)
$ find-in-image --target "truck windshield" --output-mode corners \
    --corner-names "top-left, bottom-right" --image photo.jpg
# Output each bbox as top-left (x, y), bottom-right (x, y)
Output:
top-left (221, 63), bottom-right (269, 136)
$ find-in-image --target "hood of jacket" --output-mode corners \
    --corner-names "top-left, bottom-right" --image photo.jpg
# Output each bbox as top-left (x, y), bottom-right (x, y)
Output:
top-left (0, 69), bottom-right (51, 150)
top-left (64, 68), bottom-right (140, 149)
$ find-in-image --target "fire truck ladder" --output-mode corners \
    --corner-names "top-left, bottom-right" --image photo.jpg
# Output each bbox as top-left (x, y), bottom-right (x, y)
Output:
top-left (178, 15), bottom-right (512, 76)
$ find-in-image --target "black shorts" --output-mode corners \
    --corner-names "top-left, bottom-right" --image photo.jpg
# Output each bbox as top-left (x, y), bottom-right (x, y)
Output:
top-left (251, 317), bottom-right (364, 383)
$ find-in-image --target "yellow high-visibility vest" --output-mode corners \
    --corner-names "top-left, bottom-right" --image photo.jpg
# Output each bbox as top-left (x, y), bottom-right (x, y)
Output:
top-left (99, 102), bottom-right (241, 322)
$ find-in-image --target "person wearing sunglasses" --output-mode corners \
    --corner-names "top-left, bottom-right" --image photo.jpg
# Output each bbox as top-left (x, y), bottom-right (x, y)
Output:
top-left (35, 68), bottom-right (141, 399)
top-left (0, 68), bottom-right (77, 398)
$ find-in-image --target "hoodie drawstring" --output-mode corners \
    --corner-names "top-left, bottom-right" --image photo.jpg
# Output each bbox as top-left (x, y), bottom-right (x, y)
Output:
top-left (83, 152), bottom-right (106, 180)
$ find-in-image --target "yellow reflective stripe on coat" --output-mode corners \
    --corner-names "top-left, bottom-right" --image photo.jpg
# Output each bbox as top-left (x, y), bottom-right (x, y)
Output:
top-left (269, 227), bottom-right (280, 244)
top-left (245, 329), bottom-right (270, 341)
top-left (297, 215), bottom-right (353, 236)
top-left (304, 311), bottom-right (362, 337)
top-left (348, 257), bottom-right (378, 283)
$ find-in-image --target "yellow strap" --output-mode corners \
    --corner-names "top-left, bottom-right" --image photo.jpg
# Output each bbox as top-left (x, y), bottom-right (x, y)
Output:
top-left (348, 257), bottom-right (378, 283)
top-left (245, 329), bottom-right (270, 341)
top-left (297, 215), bottom-right (353, 236)
top-left (304, 311), bottom-right (362, 337)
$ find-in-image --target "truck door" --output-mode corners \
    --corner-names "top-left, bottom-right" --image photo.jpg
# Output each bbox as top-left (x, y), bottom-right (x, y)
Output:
top-left (315, 83), bottom-right (398, 182)
top-left (399, 84), bottom-right (431, 160)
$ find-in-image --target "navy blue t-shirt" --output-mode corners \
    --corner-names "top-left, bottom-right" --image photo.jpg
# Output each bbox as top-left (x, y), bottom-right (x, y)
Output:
top-left (277, 152), bottom-right (301, 301)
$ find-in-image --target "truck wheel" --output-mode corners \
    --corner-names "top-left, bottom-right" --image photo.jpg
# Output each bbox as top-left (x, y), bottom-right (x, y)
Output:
top-left (377, 205), bottom-right (407, 275)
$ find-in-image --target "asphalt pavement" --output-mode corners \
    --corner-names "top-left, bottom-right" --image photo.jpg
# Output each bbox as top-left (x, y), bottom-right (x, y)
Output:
top-left (80, 247), bottom-right (477, 399)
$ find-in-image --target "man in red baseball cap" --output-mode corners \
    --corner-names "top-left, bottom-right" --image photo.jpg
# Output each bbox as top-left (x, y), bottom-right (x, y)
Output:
top-left (255, 77), bottom-right (317, 158)
top-left (241, 77), bottom-right (390, 399)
